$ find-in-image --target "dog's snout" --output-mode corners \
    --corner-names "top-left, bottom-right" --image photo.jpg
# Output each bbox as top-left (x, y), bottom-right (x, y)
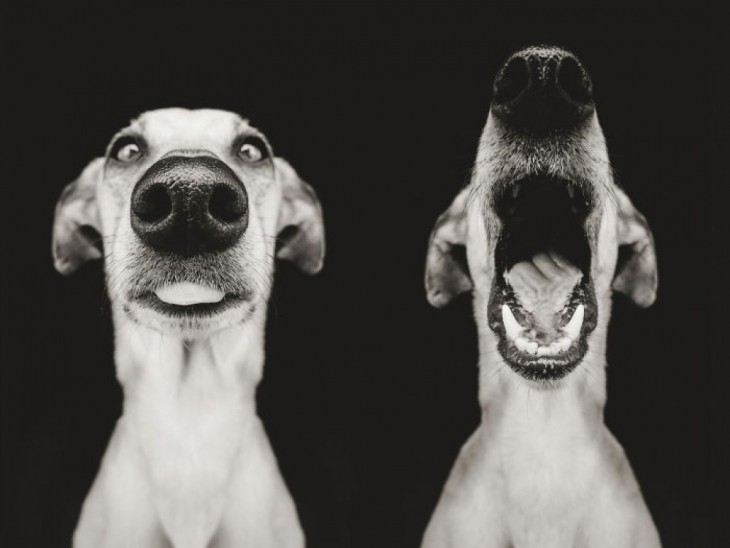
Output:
top-left (131, 156), bottom-right (248, 256)
top-left (492, 47), bottom-right (594, 133)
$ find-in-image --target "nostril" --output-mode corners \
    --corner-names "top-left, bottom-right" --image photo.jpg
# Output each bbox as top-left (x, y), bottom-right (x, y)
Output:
top-left (209, 183), bottom-right (246, 223)
top-left (135, 184), bottom-right (173, 223)
top-left (557, 57), bottom-right (592, 105)
top-left (494, 57), bottom-right (530, 104)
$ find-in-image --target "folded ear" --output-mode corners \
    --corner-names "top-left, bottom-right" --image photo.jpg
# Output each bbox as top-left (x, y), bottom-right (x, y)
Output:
top-left (611, 186), bottom-right (658, 307)
top-left (274, 158), bottom-right (326, 274)
top-left (52, 158), bottom-right (104, 275)
top-left (425, 187), bottom-right (473, 308)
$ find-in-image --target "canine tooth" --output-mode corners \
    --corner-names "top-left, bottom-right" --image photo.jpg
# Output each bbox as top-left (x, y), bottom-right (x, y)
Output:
top-left (563, 305), bottom-right (585, 340)
top-left (567, 186), bottom-right (575, 199)
top-left (512, 185), bottom-right (520, 198)
top-left (556, 336), bottom-right (571, 352)
top-left (155, 283), bottom-right (225, 306)
top-left (501, 305), bottom-right (524, 341)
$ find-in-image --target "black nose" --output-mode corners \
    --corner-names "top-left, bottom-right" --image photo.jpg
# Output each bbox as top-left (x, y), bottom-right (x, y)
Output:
top-left (491, 47), bottom-right (594, 133)
top-left (131, 155), bottom-right (248, 256)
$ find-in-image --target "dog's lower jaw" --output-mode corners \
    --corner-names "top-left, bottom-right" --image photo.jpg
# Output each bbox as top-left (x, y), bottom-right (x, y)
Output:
top-left (73, 308), bottom-right (304, 548)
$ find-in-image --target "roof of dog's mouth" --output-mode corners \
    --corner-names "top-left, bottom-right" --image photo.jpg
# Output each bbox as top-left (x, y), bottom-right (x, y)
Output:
top-left (487, 174), bottom-right (598, 381)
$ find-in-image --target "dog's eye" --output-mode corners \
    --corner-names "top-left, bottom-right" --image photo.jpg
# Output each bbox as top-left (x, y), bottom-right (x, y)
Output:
top-left (111, 137), bottom-right (143, 163)
top-left (237, 137), bottom-right (268, 162)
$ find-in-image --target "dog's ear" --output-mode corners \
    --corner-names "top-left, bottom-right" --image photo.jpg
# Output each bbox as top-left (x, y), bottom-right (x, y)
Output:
top-left (425, 187), bottom-right (473, 307)
top-left (612, 186), bottom-right (658, 307)
top-left (52, 158), bottom-right (104, 275)
top-left (274, 158), bottom-right (326, 274)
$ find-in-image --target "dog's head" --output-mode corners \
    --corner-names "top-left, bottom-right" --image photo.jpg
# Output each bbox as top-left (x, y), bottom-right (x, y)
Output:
top-left (426, 47), bottom-right (657, 385)
top-left (53, 108), bottom-right (325, 337)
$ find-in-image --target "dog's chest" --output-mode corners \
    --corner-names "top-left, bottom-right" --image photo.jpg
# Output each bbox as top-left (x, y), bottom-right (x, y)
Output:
top-left (130, 379), bottom-right (254, 544)
top-left (496, 429), bottom-right (604, 544)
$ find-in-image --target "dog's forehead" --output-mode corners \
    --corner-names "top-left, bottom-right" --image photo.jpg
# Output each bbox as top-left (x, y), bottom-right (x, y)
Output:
top-left (127, 108), bottom-right (254, 147)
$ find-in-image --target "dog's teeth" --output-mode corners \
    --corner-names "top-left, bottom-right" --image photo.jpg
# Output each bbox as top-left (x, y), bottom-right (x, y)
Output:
top-left (501, 305), bottom-right (524, 340)
top-left (567, 186), bottom-right (575, 199)
top-left (155, 283), bottom-right (225, 306)
top-left (563, 304), bottom-right (585, 340)
top-left (515, 337), bottom-right (538, 355)
top-left (537, 344), bottom-right (552, 357)
top-left (536, 339), bottom-right (567, 357)
top-left (512, 185), bottom-right (520, 198)
top-left (507, 304), bottom-right (582, 356)
top-left (515, 336), bottom-right (530, 353)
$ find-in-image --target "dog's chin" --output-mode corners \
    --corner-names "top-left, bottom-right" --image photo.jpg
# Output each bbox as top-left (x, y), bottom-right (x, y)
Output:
top-left (124, 284), bottom-right (257, 337)
top-left (486, 173), bottom-right (599, 383)
top-left (496, 330), bottom-right (588, 383)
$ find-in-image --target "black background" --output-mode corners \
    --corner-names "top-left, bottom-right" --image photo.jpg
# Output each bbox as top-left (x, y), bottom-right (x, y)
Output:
top-left (4, 4), bottom-right (727, 547)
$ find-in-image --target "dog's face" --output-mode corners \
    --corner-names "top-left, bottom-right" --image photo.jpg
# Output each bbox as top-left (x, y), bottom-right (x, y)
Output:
top-left (53, 108), bottom-right (325, 337)
top-left (426, 47), bottom-right (657, 384)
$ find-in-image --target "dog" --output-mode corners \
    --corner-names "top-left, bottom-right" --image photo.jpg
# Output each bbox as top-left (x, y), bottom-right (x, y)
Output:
top-left (421, 47), bottom-right (661, 547)
top-left (52, 108), bottom-right (325, 548)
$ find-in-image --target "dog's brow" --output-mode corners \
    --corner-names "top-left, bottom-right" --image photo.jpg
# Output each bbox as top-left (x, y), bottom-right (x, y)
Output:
top-left (162, 149), bottom-right (216, 158)
top-left (127, 115), bottom-right (145, 133)
top-left (234, 124), bottom-right (263, 140)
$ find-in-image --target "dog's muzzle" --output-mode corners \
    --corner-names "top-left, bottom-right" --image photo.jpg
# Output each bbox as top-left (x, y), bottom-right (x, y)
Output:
top-left (131, 155), bottom-right (249, 256)
top-left (491, 47), bottom-right (594, 134)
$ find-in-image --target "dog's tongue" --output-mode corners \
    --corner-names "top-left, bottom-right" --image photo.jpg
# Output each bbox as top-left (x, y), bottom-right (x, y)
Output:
top-left (504, 252), bottom-right (582, 328)
top-left (155, 283), bottom-right (225, 306)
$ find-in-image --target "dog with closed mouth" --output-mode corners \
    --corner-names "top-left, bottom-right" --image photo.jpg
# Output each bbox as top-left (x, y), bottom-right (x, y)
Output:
top-left (422, 47), bottom-right (661, 547)
top-left (52, 108), bottom-right (324, 548)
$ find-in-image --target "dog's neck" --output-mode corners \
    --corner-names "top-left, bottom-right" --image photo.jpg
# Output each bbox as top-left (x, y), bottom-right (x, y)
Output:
top-left (106, 306), bottom-right (271, 542)
top-left (112, 305), bottom-right (268, 432)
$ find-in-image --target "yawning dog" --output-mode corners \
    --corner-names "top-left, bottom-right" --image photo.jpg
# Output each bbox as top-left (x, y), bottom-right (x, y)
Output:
top-left (422, 47), bottom-right (661, 547)
top-left (52, 108), bottom-right (325, 548)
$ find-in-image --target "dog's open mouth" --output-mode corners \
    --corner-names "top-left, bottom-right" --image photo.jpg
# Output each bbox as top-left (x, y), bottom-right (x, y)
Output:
top-left (135, 282), bottom-right (246, 318)
top-left (487, 174), bottom-right (598, 381)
